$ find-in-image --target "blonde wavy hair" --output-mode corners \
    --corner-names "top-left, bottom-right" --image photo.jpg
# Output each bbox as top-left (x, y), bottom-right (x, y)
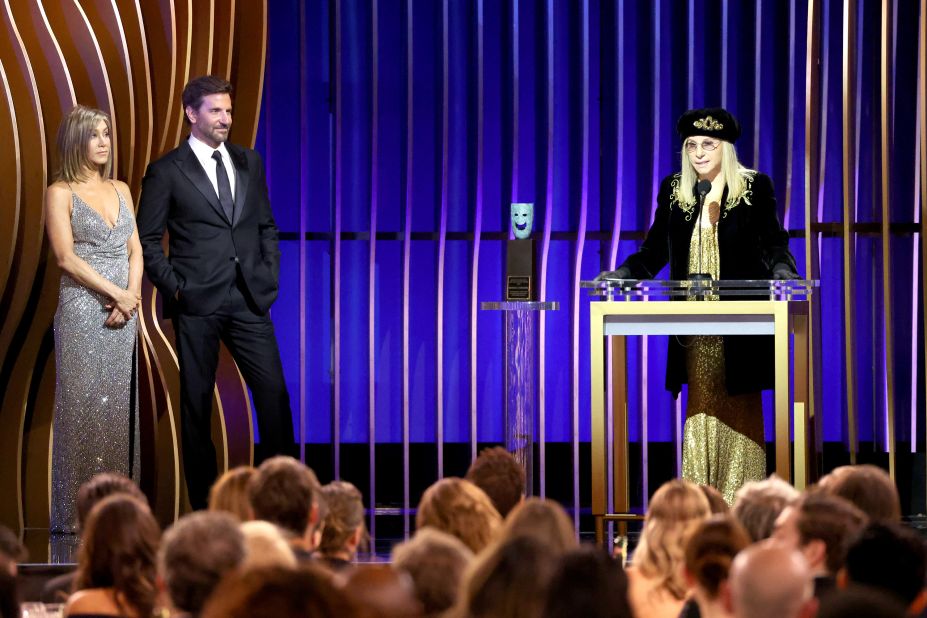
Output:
top-left (208, 466), bottom-right (255, 521)
top-left (416, 478), bottom-right (502, 554)
top-left (633, 479), bottom-right (711, 600)
top-left (676, 140), bottom-right (755, 208)
top-left (56, 105), bottom-right (112, 182)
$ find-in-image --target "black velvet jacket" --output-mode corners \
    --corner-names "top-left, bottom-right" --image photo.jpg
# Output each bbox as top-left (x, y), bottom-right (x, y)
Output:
top-left (619, 171), bottom-right (797, 397)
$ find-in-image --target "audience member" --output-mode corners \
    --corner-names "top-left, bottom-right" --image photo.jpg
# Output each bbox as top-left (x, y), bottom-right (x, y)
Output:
top-left (416, 478), bottom-right (501, 554)
top-left (0, 526), bottom-right (25, 576)
top-left (840, 521), bottom-right (927, 614)
top-left (317, 480), bottom-right (366, 572)
top-left (683, 514), bottom-right (751, 618)
top-left (201, 565), bottom-right (356, 618)
top-left (542, 545), bottom-right (633, 618)
top-left (497, 497), bottom-right (577, 554)
top-left (392, 528), bottom-right (474, 617)
top-left (248, 455), bottom-right (322, 562)
top-left (816, 584), bottom-right (907, 618)
top-left (728, 542), bottom-right (817, 618)
top-left (240, 520), bottom-right (297, 570)
top-left (626, 479), bottom-right (710, 618)
top-left (43, 472), bottom-right (148, 602)
top-left (772, 492), bottom-right (867, 597)
top-left (159, 511), bottom-right (245, 618)
top-left (700, 484), bottom-right (730, 514)
top-left (818, 464), bottom-right (901, 523)
top-left (208, 466), bottom-right (255, 521)
top-left (343, 564), bottom-right (424, 617)
top-left (731, 474), bottom-right (798, 542)
top-left (65, 495), bottom-right (160, 618)
top-left (452, 535), bottom-right (557, 618)
top-left (465, 446), bottom-right (526, 518)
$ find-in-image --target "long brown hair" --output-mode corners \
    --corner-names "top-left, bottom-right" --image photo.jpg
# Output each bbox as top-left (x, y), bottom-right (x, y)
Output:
top-left (75, 494), bottom-right (160, 618)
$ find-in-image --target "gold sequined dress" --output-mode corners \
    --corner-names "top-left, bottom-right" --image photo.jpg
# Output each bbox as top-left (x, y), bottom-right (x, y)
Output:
top-left (681, 218), bottom-right (766, 504)
top-left (51, 188), bottom-right (140, 533)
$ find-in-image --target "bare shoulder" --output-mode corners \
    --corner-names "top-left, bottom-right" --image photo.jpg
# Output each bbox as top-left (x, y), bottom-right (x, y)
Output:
top-left (45, 181), bottom-right (73, 210)
top-left (65, 587), bottom-right (122, 616)
top-left (112, 179), bottom-right (135, 205)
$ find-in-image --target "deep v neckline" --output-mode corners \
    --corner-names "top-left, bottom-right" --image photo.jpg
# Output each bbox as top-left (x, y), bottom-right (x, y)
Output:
top-left (72, 185), bottom-right (123, 231)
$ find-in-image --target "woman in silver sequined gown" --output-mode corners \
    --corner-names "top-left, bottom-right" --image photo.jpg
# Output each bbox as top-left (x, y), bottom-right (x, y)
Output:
top-left (45, 106), bottom-right (142, 533)
top-left (611, 108), bottom-right (798, 504)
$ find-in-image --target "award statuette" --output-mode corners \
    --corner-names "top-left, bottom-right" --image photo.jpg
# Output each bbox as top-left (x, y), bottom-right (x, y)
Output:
top-left (507, 203), bottom-right (536, 301)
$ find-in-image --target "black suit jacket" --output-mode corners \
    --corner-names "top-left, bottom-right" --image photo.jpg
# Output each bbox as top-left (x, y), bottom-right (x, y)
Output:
top-left (619, 171), bottom-right (798, 396)
top-left (136, 139), bottom-right (281, 316)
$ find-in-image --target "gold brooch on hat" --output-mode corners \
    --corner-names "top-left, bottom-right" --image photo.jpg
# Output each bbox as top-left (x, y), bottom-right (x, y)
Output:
top-left (693, 116), bottom-right (723, 131)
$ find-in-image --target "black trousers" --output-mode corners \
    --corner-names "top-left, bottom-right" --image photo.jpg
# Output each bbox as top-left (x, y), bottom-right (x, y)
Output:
top-left (173, 276), bottom-right (294, 509)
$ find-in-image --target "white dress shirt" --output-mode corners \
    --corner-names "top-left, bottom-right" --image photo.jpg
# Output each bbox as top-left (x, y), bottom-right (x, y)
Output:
top-left (187, 134), bottom-right (236, 200)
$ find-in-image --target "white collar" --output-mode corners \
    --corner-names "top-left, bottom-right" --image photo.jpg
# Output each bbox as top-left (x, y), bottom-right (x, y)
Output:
top-left (187, 133), bottom-right (231, 161)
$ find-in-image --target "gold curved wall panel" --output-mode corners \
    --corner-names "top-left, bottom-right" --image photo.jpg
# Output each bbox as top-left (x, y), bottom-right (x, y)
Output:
top-left (0, 0), bottom-right (268, 542)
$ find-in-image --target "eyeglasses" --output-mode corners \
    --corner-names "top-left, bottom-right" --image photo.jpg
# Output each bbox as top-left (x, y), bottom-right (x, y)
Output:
top-left (684, 139), bottom-right (720, 153)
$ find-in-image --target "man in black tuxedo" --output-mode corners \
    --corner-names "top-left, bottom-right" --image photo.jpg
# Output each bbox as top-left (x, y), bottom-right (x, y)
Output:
top-left (137, 75), bottom-right (294, 509)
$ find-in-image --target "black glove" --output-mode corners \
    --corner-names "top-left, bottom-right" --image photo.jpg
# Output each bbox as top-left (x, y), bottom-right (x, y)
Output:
top-left (772, 263), bottom-right (799, 280)
top-left (595, 266), bottom-right (632, 281)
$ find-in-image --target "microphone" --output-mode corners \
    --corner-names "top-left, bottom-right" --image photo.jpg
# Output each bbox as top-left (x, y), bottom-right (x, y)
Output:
top-left (690, 179), bottom-right (713, 283)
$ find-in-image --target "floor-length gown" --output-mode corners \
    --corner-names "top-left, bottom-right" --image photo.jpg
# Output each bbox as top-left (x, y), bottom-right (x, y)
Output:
top-left (681, 216), bottom-right (766, 505)
top-left (51, 186), bottom-right (140, 533)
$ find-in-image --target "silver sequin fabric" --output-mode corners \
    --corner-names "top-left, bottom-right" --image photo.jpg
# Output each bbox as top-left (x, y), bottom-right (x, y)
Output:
top-left (51, 188), bottom-right (140, 533)
top-left (681, 222), bottom-right (766, 505)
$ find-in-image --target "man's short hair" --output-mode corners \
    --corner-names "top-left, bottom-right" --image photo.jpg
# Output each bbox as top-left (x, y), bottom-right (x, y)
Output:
top-left (0, 526), bottom-right (25, 566)
top-left (249, 456), bottom-right (321, 537)
top-left (795, 492), bottom-right (867, 574)
top-left (733, 475), bottom-right (799, 542)
top-left (465, 447), bottom-right (525, 518)
top-left (159, 511), bottom-right (245, 615)
top-left (182, 76), bottom-right (233, 117)
top-left (821, 465), bottom-right (901, 523)
top-left (391, 528), bottom-right (473, 616)
top-left (844, 522), bottom-right (927, 607)
top-left (76, 472), bottom-right (147, 531)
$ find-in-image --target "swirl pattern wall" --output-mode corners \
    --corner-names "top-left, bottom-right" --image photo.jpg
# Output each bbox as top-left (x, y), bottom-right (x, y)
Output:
top-left (0, 0), bottom-right (267, 546)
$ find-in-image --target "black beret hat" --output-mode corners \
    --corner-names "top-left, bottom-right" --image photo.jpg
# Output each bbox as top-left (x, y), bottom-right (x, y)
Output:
top-left (677, 107), bottom-right (741, 143)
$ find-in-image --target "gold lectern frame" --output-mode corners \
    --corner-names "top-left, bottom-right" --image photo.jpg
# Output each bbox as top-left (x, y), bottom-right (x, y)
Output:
top-left (590, 298), bottom-right (811, 543)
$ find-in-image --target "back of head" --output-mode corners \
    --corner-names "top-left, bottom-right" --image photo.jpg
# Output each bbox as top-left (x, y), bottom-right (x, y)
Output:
top-left (542, 545), bottom-right (633, 618)
top-left (459, 535), bottom-right (557, 618)
top-left (76, 495), bottom-right (159, 618)
top-left (732, 474), bottom-right (799, 542)
top-left (795, 492), bottom-right (867, 574)
top-left (633, 479), bottom-right (711, 599)
top-left (0, 526), bottom-right (25, 574)
top-left (159, 511), bottom-right (245, 616)
top-left (416, 478), bottom-right (501, 554)
top-left (820, 465), bottom-right (901, 523)
top-left (318, 480), bottom-right (366, 557)
top-left (392, 528), bottom-right (473, 617)
top-left (208, 466), bottom-right (255, 521)
top-left (844, 521), bottom-right (927, 607)
top-left (699, 485), bottom-right (730, 514)
top-left (729, 542), bottom-right (813, 618)
top-left (76, 472), bottom-right (147, 531)
top-left (342, 564), bottom-right (424, 617)
top-left (249, 456), bottom-right (320, 537)
top-left (465, 447), bottom-right (526, 518)
top-left (201, 565), bottom-right (355, 618)
top-left (685, 514), bottom-right (751, 599)
top-left (499, 498), bottom-right (577, 554)
top-left (816, 584), bottom-right (907, 618)
top-left (240, 520), bottom-right (297, 570)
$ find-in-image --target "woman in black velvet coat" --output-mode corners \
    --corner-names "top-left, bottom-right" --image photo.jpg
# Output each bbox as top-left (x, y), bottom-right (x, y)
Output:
top-left (606, 107), bottom-right (798, 503)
